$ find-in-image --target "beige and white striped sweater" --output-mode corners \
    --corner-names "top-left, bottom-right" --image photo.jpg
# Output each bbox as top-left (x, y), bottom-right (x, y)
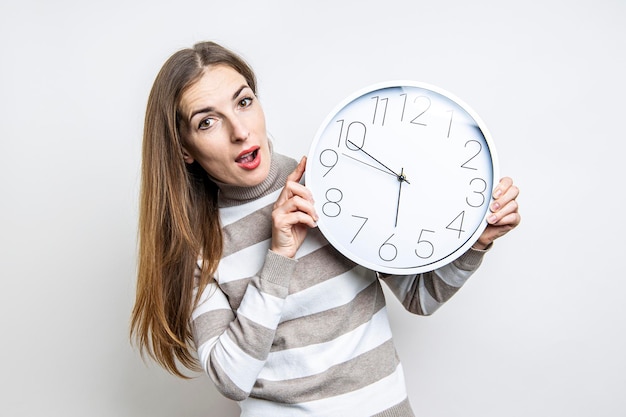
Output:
top-left (191, 153), bottom-right (487, 417)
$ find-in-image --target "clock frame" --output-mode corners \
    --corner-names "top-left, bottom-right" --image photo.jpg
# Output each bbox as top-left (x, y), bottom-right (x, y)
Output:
top-left (305, 81), bottom-right (499, 274)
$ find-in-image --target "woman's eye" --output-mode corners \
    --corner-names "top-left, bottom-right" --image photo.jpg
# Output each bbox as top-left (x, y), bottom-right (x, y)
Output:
top-left (239, 97), bottom-right (253, 108)
top-left (199, 118), bottom-right (216, 130)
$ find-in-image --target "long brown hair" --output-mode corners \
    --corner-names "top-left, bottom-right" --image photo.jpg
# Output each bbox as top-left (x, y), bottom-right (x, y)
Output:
top-left (130, 41), bottom-right (257, 377)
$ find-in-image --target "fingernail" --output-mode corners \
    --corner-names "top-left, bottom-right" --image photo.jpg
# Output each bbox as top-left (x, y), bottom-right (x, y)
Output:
top-left (488, 214), bottom-right (497, 223)
top-left (491, 202), bottom-right (500, 211)
top-left (493, 189), bottom-right (502, 199)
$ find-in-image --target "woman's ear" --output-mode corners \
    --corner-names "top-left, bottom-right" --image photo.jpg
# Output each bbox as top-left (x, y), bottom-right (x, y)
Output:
top-left (182, 146), bottom-right (195, 164)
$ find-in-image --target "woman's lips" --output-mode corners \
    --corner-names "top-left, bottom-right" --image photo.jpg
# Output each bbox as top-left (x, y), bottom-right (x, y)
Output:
top-left (235, 147), bottom-right (261, 170)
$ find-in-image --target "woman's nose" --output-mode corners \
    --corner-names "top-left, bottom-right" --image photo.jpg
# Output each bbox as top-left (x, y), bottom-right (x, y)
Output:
top-left (230, 116), bottom-right (250, 142)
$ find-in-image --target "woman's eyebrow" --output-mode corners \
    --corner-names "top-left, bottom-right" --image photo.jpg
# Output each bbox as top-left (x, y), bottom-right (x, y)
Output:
top-left (188, 85), bottom-right (251, 122)
top-left (232, 84), bottom-right (250, 100)
top-left (189, 106), bottom-right (213, 122)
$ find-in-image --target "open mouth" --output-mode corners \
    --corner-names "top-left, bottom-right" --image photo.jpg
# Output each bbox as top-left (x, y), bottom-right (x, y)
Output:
top-left (236, 148), bottom-right (258, 163)
top-left (235, 147), bottom-right (261, 169)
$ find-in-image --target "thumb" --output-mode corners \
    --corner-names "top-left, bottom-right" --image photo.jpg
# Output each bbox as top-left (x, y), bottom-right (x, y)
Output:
top-left (287, 156), bottom-right (307, 184)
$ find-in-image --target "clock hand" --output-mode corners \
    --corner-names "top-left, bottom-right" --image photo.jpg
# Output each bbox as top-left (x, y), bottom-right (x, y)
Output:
top-left (395, 168), bottom-right (406, 227)
top-left (341, 153), bottom-right (397, 178)
top-left (346, 140), bottom-right (410, 184)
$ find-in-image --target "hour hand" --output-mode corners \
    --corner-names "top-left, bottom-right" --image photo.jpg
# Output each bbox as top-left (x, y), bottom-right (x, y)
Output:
top-left (395, 168), bottom-right (406, 227)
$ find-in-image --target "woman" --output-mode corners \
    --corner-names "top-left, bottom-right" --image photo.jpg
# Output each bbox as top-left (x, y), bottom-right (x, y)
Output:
top-left (131, 41), bottom-right (521, 416)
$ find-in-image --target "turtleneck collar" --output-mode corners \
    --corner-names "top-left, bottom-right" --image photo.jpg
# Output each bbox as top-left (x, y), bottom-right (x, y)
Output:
top-left (214, 152), bottom-right (298, 208)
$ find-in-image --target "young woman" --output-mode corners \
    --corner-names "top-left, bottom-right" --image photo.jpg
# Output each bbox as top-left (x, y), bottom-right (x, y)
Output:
top-left (130, 41), bottom-right (521, 417)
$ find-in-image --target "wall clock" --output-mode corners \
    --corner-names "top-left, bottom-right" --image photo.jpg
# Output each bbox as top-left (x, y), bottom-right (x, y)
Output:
top-left (305, 81), bottom-right (499, 274)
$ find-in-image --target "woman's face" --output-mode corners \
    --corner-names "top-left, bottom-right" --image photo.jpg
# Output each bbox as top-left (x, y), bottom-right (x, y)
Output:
top-left (179, 64), bottom-right (270, 187)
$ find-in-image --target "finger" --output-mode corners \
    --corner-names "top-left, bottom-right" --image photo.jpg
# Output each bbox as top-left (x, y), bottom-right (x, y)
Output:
top-left (287, 156), bottom-right (307, 184)
top-left (492, 177), bottom-right (514, 200)
top-left (272, 210), bottom-right (318, 235)
top-left (286, 179), bottom-right (315, 204)
top-left (490, 184), bottom-right (519, 212)
top-left (495, 211), bottom-right (521, 228)
top-left (274, 183), bottom-right (315, 213)
top-left (275, 167), bottom-right (313, 209)
top-left (280, 210), bottom-right (318, 229)
top-left (488, 200), bottom-right (520, 225)
top-left (274, 195), bottom-right (318, 222)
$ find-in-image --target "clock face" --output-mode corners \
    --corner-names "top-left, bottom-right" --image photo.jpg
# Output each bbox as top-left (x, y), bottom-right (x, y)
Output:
top-left (305, 81), bottom-right (498, 274)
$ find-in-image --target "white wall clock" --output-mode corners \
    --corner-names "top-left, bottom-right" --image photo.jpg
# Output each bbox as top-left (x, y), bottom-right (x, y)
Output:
top-left (306, 81), bottom-right (499, 274)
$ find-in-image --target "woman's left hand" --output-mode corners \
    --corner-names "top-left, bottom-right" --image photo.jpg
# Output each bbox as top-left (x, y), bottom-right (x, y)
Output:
top-left (473, 177), bottom-right (521, 250)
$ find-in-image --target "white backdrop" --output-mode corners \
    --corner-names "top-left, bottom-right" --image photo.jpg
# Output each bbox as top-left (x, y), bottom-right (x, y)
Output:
top-left (1, 0), bottom-right (624, 416)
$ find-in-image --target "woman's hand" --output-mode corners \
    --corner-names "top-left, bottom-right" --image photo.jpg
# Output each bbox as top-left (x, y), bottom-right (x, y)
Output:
top-left (473, 177), bottom-right (521, 250)
top-left (271, 157), bottom-right (319, 258)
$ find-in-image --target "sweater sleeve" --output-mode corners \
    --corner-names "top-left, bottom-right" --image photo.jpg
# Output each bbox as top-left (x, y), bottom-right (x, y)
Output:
top-left (191, 250), bottom-right (296, 400)
top-left (378, 246), bottom-right (488, 315)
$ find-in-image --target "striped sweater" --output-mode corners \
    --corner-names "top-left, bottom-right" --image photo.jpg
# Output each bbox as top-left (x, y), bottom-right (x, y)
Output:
top-left (191, 153), bottom-right (487, 417)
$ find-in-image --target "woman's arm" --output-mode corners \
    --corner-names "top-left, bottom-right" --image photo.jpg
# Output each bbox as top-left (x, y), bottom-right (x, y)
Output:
top-left (191, 157), bottom-right (318, 400)
top-left (379, 246), bottom-right (487, 315)
top-left (381, 177), bottom-right (520, 315)
top-left (192, 251), bottom-right (295, 400)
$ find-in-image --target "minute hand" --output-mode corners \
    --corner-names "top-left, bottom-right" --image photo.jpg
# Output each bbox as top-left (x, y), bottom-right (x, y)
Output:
top-left (347, 140), bottom-right (410, 184)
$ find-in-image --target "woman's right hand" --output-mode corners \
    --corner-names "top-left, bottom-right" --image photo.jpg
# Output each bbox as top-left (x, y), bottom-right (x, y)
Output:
top-left (271, 157), bottom-right (318, 258)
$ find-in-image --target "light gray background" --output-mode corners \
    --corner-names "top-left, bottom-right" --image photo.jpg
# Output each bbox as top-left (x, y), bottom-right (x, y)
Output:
top-left (1, 0), bottom-right (624, 416)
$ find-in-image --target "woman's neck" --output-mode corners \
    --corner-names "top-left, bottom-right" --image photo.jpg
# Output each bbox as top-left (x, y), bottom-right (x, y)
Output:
top-left (215, 153), bottom-right (297, 207)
